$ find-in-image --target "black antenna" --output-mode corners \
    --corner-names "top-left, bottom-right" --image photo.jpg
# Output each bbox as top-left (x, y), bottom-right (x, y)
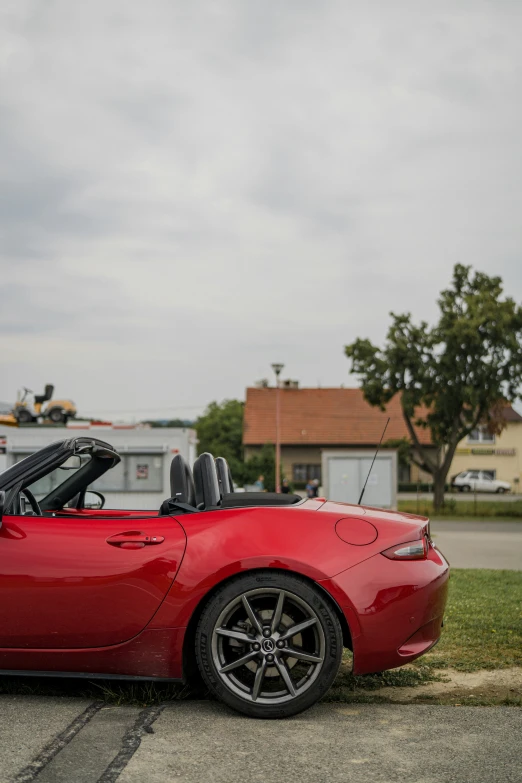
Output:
top-left (358, 417), bottom-right (390, 505)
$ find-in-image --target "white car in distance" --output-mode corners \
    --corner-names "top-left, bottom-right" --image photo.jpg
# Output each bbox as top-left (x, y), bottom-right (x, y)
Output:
top-left (452, 470), bottom-right (511, 494)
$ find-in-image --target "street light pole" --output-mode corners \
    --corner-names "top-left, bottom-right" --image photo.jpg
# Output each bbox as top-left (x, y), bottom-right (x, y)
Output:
top-left (271, 363), bottom-right (284, 493)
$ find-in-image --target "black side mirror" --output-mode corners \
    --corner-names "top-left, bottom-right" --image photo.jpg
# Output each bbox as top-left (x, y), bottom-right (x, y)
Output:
top-left (0, 490), bottom-right (5, 525)
top-left (84, 490), bottom-right (105, 510)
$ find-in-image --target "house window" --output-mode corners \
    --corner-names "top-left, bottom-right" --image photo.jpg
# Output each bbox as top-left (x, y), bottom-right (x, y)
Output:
top-left (398, 463), bottom-right (411, 483)
top-left (292, 464), bottom-right (321, 483)
top-left (123, 455), bottom-right (163, 492)
top-left (468, 428), bottom-right (495, 444)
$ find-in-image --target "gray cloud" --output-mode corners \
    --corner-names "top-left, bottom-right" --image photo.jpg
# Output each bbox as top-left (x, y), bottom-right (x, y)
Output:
top-left (1, 0), bottom-right (521, 419)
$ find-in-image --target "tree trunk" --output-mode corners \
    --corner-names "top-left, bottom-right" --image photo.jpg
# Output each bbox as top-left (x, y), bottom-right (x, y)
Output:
top-left (433, 471), bottom-right (446, 512)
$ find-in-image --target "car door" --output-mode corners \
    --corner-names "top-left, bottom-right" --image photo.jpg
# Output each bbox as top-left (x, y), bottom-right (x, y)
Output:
top-left (0, 511), bottom-right (186, 649)
top-left (474, 471), bottom-right (485, 491)
top-left (467, 471), bottom-right (480, 491)
top-left (479, 472), bottom-right (494, 493)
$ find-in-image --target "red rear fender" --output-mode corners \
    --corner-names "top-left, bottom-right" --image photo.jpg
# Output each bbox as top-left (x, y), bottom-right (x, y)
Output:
top-left (149, 503), bottom-right (429, 630)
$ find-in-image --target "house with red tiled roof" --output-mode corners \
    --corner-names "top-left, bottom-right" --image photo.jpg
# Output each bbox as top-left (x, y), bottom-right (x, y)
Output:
top-left (243, 386), bottom-right (433, 486)
top-left (243, 385), bottom-right (522, 489)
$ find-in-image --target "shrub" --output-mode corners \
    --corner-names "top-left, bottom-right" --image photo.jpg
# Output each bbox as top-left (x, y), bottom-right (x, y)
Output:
top-left (398, 482), bottom-right (452, 493)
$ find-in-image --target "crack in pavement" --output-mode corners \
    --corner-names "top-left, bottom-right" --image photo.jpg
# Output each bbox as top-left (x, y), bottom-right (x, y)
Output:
top-left (13, 702), bottom-right (104, 783)
top-left (96, 705), bottom-right (165, 783)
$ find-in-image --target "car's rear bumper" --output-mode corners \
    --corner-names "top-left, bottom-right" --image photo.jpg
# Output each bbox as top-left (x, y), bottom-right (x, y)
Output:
top-left (319, 543), bottom-right (449, 675)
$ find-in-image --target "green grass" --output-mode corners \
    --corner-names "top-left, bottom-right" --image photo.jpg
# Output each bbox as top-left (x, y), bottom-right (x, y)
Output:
top-left (398, 499), bottom-right (522, 518)
top-left (0, 569), bottom-right (520, 706)
top-left (413, 568), bottom-right (522, 672)
top-left (328, 569), bottom-right (522, 702)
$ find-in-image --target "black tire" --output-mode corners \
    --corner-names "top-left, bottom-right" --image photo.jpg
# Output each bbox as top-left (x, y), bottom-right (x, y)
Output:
top-left (195, 571), bottom-right (343, 719)
top-left (496, 487), bottom-right (506, 494)
top-left (47, 407), bottom-right (65, 423)
top-left (461, 485), bottom-right (471, 493)
top-left (15, 409), bottom-right (33, 423)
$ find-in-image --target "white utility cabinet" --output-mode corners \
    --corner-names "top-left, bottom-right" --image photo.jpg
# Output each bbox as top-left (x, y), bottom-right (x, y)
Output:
top-left (321, 449), bottom-right (398, 509)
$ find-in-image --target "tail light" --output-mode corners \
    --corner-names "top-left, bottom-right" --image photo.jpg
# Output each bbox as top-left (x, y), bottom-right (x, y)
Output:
top-left (382, 537), bottom-right (428, 561)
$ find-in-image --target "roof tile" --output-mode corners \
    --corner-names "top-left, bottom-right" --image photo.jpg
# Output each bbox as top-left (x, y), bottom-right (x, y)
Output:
top-left (243, 387), bottom-right (432, 446)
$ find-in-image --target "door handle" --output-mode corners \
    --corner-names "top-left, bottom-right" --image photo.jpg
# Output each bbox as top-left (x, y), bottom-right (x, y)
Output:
top-left (106, 531), bottom-right (165, 548)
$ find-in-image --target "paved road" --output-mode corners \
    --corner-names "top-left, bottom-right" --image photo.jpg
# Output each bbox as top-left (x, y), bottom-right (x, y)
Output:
top-left (0, 698), bottom-right (520, 783)
top-left (430, 519), bottom-right (522, 570)
top-left (398, 492), bottom-right (522, 502)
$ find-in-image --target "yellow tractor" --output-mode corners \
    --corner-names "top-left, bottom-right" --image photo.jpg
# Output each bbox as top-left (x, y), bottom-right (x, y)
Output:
top-left (13, 385), bottom-right (77, 424)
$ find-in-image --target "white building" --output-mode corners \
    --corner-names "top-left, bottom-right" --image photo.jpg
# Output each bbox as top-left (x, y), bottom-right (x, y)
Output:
top-left (0, 423), bottom-right (198, 510)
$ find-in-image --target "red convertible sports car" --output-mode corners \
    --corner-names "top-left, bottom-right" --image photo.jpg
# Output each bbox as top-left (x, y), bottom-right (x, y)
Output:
top-left (0, 437), bottom-right (449, 718)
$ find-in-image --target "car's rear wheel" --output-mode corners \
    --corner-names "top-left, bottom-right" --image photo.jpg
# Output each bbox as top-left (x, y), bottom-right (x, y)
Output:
top-left (496, 487), bottom-right (506, 494)
top-left (195, 572), bottom-right (343, 718)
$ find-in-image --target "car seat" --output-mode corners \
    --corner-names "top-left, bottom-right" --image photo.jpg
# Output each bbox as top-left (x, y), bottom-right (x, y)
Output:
top-left (215, 457), bottom-right (234, 496)
top-left (193, 452), bottom-right (221, 510)
top-left (159, 454), bottom-right (197, 515)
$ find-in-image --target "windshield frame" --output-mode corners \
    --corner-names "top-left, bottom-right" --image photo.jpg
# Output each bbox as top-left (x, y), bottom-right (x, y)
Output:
top-left (0, 437), bottom-right (120, 512)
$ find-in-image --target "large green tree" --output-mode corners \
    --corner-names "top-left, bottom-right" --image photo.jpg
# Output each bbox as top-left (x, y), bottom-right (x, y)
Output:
top-left (241, 443), bottom-right (277, 492)
top-left (345, 264), bottom-right (522, 509)
top-left (195, 399), bottom-right (245, 479)
top-left (195, 400), bottom-right (279, 489)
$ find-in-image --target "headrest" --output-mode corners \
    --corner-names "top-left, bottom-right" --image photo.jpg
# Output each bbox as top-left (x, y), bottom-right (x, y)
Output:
top-left (193, 452), bottom-right (221, 509)
top-left (170, 454), bottom-right (196, 507)
top-left (215, 457), bottom-right (234, 495)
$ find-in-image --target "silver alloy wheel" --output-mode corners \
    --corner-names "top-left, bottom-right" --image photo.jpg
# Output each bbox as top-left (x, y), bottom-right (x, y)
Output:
top-left (211, 588), bottom-right (325, 705)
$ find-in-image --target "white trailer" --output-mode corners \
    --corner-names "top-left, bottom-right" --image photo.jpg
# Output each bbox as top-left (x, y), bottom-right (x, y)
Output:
top-left (0, 424), bottom-right (198, 510)
top-left (321, 449), bottom-right (398, 509)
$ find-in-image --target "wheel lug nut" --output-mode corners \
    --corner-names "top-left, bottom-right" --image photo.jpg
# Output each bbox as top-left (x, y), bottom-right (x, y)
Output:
top-left (253, 642), bottom-right (261, 651)
top-left (266, 654), bottom-right (274, 662)
top-left (263, 628), bottom-right (271, 638)
top-left (276, 640), bottom-right (285, 649)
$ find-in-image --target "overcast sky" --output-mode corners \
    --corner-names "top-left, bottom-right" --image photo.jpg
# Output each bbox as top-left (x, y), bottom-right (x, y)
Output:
top-left (1, 0), bottom-right (521, 421)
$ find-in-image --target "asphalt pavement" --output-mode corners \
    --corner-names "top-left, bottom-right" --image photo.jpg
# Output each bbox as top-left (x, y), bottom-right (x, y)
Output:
top-left (430, 519), bottom-right (522, 570)
top-left (1, 698), bottom-right (520, 783)
top-left (398, 492), bottom-right (521, 502)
